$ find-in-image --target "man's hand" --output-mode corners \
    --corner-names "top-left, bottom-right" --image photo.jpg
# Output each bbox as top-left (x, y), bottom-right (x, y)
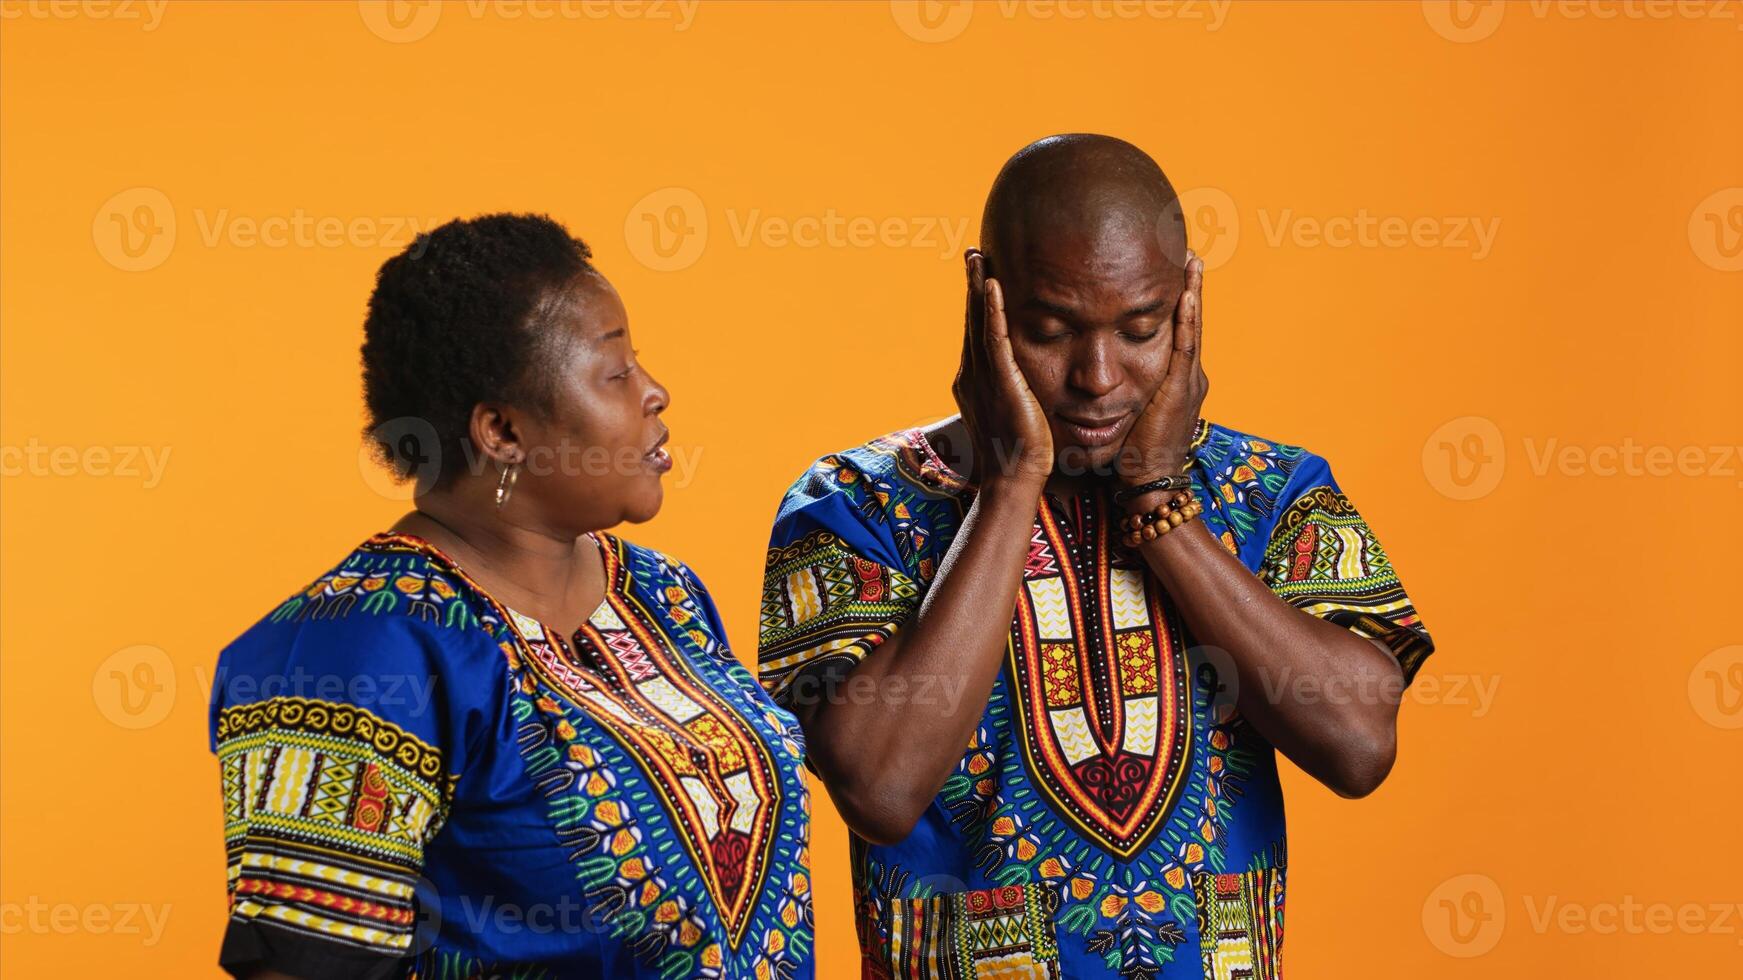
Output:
top-left (795, 252), bottom-right (1052, 846)
top-left (1117, 249), bottom-right (1208, 486)
top-left (1122, 248), bottom-right (1405, 797)
top-left (955, 249), bottom-right (1053, 487)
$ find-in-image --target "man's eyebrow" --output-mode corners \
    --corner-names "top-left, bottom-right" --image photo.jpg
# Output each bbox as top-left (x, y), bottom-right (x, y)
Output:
top-left (1119, 298), bottom-right (1171, 320)
top-left (1019, 296), bottom-right (1081, 320)
top-left (1018, 296), bottom-right (1171, 321)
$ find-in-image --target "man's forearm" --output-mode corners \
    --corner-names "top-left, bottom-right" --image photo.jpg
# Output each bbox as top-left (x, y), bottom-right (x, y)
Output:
top-left (1133, 516), bottom-right (1405, 797)
top-left (805, 478), bottom-right (1041, 843)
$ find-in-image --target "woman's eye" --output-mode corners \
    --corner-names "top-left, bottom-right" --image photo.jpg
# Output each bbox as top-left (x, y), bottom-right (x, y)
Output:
top-left (610, 349), bottom-right (642, 381)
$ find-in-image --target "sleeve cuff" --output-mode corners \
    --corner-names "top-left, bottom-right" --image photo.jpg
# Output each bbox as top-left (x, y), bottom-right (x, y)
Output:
top-left (219, 917), bottom-right (404, 980)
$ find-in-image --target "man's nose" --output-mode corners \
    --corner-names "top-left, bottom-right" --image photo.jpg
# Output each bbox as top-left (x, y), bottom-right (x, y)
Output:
top-left (1067, 338), bottom-right (1121, 398)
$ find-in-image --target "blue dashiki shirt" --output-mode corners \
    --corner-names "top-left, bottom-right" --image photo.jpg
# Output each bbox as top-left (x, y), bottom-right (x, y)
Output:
top-left (210, 531), bottom-right (813, 980)
top-left (757, 419), bottom-right (1434, 980)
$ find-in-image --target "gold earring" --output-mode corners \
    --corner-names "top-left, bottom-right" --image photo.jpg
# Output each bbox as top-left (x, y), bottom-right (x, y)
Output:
top-left (495, 460), bottom-right (520, 510)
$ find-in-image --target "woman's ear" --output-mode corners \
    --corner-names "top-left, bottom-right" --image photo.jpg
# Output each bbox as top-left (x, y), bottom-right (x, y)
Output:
top-left (469, 402), bottom-right (523, 469)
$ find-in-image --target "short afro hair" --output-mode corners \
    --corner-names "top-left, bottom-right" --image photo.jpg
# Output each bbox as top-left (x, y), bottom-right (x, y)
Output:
top-left (361, 212), bottom-right (595, 488)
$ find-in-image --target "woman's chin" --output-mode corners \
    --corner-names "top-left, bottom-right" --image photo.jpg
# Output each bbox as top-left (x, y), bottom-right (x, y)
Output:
top-left (621, 485), bottom-right (665, 525)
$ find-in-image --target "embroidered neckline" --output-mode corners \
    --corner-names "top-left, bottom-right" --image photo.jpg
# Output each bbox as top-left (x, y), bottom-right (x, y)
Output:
top-left (366, 529), bottom-right (621, 642)
top-left (885, 417), bottom-right (1212, 497)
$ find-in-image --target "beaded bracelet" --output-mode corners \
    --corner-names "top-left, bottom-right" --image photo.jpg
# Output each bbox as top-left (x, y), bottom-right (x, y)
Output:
top-left (1111, 472), bottom-right (1195, 505)
top-left (1120, 489), bottom-right (1204, 548)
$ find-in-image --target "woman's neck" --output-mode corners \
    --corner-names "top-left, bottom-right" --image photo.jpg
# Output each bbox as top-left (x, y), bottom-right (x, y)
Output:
top-left (392, 494), bottom-right (606, 635)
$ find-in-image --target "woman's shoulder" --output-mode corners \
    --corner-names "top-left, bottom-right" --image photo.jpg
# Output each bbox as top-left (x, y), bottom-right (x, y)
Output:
top-left (219, 532), bottom-right (508, 682)
top-left (256, 532), bottom-right (505, 635)
top-left (209, 534), bottom-right (511, 783)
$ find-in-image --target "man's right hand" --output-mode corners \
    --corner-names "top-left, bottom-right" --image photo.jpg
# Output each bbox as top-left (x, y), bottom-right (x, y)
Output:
top-left (793, 252), bottom-right (1053, 846)
top-left (953, 250), bottom-right (1053, 488)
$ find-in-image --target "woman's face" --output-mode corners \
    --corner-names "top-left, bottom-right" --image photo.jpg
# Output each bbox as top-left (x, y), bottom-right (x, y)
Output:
top-left (508, 270), bottom-right (671, 530)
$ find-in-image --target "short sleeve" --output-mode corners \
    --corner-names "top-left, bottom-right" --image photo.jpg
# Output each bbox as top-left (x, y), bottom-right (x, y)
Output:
top-left (758, 458), bottom-right (923, 710)
top-left (209, 607), bottom-right (481, 979)
top-left (1258, 455), bottom-right (1436, 685)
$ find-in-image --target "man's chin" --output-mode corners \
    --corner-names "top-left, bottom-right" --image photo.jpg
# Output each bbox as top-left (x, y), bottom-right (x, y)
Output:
top-left (1051, 442), bottom-right (1122, 479)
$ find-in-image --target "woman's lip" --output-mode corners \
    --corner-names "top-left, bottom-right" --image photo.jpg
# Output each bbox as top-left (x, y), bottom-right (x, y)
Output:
top-left (1056, 412), bottom-right (1134, 447)
top-left (644, 429), bottom-right (672, 473)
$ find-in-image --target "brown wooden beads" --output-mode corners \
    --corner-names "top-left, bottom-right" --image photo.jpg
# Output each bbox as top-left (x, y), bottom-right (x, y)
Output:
top-left (1120, 489), bottom-right (1204, 548)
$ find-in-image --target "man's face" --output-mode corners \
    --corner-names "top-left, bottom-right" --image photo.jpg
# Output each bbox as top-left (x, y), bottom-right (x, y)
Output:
top-left (993, 217), bottom-right (1187, 475)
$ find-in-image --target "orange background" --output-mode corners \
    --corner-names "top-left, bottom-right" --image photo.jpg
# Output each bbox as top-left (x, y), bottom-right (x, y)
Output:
top-left (3, 1), bottom-right (1740, 976)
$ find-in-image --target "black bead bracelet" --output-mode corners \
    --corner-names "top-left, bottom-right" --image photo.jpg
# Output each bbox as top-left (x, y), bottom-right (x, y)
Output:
top-left (1112, 473), bottom-right (1194, 504)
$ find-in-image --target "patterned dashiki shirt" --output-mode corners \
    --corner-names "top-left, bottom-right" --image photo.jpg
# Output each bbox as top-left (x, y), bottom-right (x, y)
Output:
top-left (210, 531), bottom-right (813, 980)
top-left (758, 419), bottom-right (1434, 980)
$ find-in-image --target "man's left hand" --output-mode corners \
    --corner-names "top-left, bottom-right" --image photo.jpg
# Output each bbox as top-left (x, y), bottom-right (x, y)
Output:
top-left (1117, 248), bottom-right (1209, 486)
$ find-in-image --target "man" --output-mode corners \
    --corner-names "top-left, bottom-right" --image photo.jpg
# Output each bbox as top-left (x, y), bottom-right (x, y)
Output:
top-left (758, 134), bottom-right (1433, 979)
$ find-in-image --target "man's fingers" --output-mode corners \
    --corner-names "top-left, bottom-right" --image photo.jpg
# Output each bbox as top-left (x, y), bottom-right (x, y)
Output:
top-left (1187, 252), bottom-right (1205, 371)
top-left (983, 277), bottom-right (1028, 400)
top-left (1174, 250), bottom-right (1203, 364)
top-left (961, 250), bottom-right (986, 386)
top-left (967, 251), bottom-right (989, 378)
top-left (984, 275), bottom-right (1007, 342)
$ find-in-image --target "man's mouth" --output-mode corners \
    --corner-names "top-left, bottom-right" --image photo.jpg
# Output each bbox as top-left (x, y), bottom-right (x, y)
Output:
top-left (1055, 411), bottom-right (1135, 448)
top-left (645, 429), bottom-right (672, 473)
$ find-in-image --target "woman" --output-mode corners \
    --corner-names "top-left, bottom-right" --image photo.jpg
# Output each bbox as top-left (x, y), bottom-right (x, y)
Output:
top-left (209, 214), bottom-right (813, 979)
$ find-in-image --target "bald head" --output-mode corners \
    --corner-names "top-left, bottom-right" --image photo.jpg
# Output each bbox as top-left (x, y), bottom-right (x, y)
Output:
top-left (980, 134), bottom-right (1186, 278)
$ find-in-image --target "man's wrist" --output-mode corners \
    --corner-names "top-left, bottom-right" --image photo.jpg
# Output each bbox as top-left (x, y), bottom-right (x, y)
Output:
top-left (976, 473), bottom-right (1046, 511)
top-left (1113, 471), bottom-right (1193, 504)
top-left (1115, 448), bottom-right (1192, 489)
